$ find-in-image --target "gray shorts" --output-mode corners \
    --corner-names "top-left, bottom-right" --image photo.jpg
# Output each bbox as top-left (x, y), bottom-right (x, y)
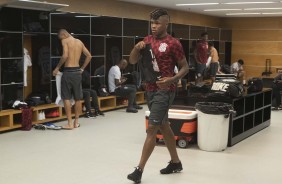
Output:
top-left (61, 71), bottom-right (82, 100)
top-left (146, 90), bottom-right (175, 125)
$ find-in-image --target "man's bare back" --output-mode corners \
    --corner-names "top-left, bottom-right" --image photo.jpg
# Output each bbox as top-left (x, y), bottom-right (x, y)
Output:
top-left (62, 37), bottom-right (83, 67)
top-left (53, 29), bottom-right (91, 76)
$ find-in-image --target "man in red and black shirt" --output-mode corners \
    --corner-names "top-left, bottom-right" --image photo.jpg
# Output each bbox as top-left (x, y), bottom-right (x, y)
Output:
top-left (128, 8), bottom-right (189, 183)
top-left (195, 32), bottom-right (208, 84)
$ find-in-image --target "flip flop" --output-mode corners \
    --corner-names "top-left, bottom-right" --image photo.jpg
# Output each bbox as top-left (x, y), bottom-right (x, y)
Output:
top-left (74, 123), bottom-right (80, 128)
top-left (62, 125), bottom-right (74, 130)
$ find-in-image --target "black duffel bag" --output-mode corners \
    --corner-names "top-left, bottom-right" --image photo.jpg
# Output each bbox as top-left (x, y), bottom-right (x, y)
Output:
top-left (211, 79), bottom-right (244, 98)
top-left (247, 78), bottom-right (263, 94)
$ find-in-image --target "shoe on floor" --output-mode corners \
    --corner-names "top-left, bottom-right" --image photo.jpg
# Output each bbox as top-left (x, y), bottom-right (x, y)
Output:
top-left (126, 108), bottom-right (138, 113)
top-left (271, 106), bottom-right (282, 111)
top-left (85, 112), bottom-right (96, 118)
top-left (94, 110), bottom-right (105, 116)
top-left (134, 105), bottom-right (143, 110)
top-left (127, 167), bottom-right (143, 183)
top-left (160, 161), bottom-right (183, 174)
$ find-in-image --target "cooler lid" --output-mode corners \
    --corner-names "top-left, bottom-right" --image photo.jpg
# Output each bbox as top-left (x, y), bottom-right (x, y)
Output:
top-left (145, 109), bottom-right (197, 119)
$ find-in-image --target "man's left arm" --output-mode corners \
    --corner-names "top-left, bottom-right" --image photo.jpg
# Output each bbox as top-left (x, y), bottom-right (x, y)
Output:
top-left (172, 58), bottom-right (189, 83)
top-left (80, 44), bottom-right (92, 71)
top-left (157, 58), bottom-right (189, 88)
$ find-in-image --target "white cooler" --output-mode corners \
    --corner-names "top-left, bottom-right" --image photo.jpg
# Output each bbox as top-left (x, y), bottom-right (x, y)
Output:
top-left (145, 109), bottom-right (197, 148)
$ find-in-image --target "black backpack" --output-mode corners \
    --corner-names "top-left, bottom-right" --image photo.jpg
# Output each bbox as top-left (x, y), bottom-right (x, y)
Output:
top-left (26, 91), bottom-right (51, 106)
top-left (220, 64), bottom-right (231, 74)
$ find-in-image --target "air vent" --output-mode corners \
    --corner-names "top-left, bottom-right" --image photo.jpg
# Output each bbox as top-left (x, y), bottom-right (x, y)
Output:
top-left (4, 0), bottom-right (69, 11)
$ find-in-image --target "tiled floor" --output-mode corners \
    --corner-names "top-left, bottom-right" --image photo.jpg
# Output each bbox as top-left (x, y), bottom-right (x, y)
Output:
top-left (0, 105), bottom-right (281, 184)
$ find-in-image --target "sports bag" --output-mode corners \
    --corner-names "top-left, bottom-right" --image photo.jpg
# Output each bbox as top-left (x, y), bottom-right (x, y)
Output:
top-left (98, 85), bottom-right (110, 97)
top-left (26, 91), bottom-right (51, 106)
top-left (138, 43), bottom-right (161, 83)
top-left (211, 80), bottom-right (243, 98)
top-left (247, 78), bottom-right (263, 94)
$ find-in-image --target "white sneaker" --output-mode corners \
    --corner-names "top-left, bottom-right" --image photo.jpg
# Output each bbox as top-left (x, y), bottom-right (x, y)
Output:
top-left (38, 111), bottom-right (43, 120)
top-left (42, 111), bottom-right (46, 120)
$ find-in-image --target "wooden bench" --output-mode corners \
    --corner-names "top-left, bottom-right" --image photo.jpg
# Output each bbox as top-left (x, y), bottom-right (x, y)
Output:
top-left (0, 91), bottom-right (146, 132)
top-left (97, 91), bottom-right (146, 111)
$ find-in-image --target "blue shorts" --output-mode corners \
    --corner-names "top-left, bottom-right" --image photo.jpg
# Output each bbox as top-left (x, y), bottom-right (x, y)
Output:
top-left (196, 62), bottom-right (206, 77)
top-left (210, 62), bottom-right (219, 77)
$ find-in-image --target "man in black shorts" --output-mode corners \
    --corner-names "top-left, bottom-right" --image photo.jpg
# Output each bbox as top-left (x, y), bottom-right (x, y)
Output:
top-left (195, 32), bottom-right (209, 85)
top-left (128, 9), bottom-right (189, 183)
top-left (53, 29), bottom-right (91, 129)
top-left (208, 41), bottom-right (220, 83)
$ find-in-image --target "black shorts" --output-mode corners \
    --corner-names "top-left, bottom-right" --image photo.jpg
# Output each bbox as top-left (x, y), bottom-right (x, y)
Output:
top-left (146, 90), bottom-right (175, 125)
top-left (196, 62), bottom-right (206, 77)
top-left (61, 68), bottom-right (82, 100)
top-left (210, 62), bottom-right (219, 77)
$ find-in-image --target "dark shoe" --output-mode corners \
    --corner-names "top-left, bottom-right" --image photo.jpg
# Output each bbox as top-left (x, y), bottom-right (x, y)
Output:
top-left (85, 112), bottom-right (96, 118)
top-left (126, 108), bottom-right (138, 113)
top-left (95, 110), bottom-right (105, 116)
top-left (134, 105), bottom-right (143, 110)
top-left (160, 161), bottom-right (183, 174)
top-left (127, 167), bottom-right (143, 183)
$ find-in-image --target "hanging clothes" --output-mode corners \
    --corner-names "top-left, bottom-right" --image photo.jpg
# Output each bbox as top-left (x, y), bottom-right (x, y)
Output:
top-left (23, 48), bottom-right (32, 87)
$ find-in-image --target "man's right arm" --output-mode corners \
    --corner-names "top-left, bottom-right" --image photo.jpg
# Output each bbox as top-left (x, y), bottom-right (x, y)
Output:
top-left (53, 40), bottom-right (68, 76)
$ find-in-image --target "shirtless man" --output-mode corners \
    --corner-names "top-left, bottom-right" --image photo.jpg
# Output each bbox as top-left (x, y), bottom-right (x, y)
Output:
top-left (53, 29), bottom-right (91, 129)
top-left (208, 41), bottom-right (220, 83)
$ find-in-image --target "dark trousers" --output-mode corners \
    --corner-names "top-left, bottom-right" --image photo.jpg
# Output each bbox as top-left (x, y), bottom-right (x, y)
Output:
top-left (114, 85), bottom-right (137, 108)
top-left (272, 82), bottom-right (282, 107)
top-left (83, 89), bottom-right (99, 112)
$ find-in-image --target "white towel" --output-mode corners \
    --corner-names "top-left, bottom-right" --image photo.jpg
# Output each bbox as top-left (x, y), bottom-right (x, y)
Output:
top-left (23, 48), bottom-right (32, 87)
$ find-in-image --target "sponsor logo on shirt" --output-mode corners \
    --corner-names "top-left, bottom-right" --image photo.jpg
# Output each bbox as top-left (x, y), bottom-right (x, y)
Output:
top-left (159, 43), bottom-right (168, 52)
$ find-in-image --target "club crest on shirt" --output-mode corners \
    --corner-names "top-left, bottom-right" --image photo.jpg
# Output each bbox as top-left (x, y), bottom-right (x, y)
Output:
top-left (159, 43), bottom-right (168, 52)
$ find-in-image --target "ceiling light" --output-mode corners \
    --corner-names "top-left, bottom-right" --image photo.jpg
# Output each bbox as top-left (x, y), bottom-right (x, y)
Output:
top-left (75, 15), bottom-right (100, 18)
top-left (245, 7), bottom-right (282, 10)
top-left (226, 13), bottom-right (261, 15)
top-left (5, 0), bottom-right (69, 11)
top-left (224, 1), bottom-right (276, 5)
top-left (204, 9), bottom-right (241, 11)
top-left (176, 3), bottom-right (219, 6)
top-left (262, 12), bottom-right (282, 14)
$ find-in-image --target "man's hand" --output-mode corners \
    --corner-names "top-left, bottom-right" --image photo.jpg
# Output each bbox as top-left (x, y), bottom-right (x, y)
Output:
top-left (156, 77), bottom-right (174, 89)
top-left (53, 68), bottom-right (59, 76)
top-left (121, 77), bottom-right (127, 84)
top-left (134, 41), bottom-right (146, 51)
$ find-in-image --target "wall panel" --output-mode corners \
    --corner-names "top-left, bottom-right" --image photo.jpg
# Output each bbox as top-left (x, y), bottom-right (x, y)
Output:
top-left (223, 17), bottom-right (282, 78)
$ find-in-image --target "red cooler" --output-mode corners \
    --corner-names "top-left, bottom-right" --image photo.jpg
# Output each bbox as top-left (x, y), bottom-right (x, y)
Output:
top-left (145, 109), bottom-right (197, 148)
